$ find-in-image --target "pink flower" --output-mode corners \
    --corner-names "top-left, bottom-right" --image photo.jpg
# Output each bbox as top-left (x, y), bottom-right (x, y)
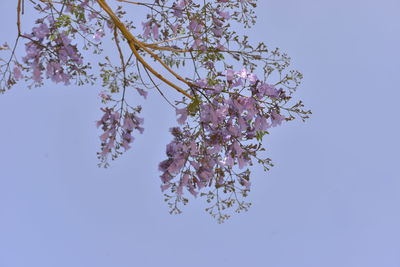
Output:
top-left (100, 130), bottom-right (110, 142)
top-left (99, 91), bottom-right (111, 101)
top-left (151, 23), bottom-right (159, 40)
top-left (248, 73), bottom-right (258, 84)
top-left (216, 44), bottom-right (226, 51)
top-left (226, 69), bottom-right (235, 81)
top-left (188, 20), bottom-right (203, 35)
top-left (171, 24), bottom-right (180, 35)
top-left (221, 155), bottom-right (234, 167)
top-left (237, 116), bottom-right (247, 131)
top-left (191, 39), bottom-right (203, 49)
top-left (271, 110), bottom-right (285, 127)
top-left (264, 83), bottom-right (279, 98)
top-left (13, 66), bottom-right (23, 80)
top-left (32, 65), bottom-right (42, 83)
top-left (161, 183), bottom-right (172, 192)
top-left (254, 116), bottom-right (269, 131)
top-left (240, 178), bottom-right (251, 189)
top-left (79, 24), bottom-right (89, 33)
top-left (212, 28), bottom-right (223, 37)
top-left (32, 23), bottom-right (49, 39)
top-left (93, 29), bottom-right (104, 41)
top-left (88, 12), bottom-right (98, 21)
top-left (238, 68), bottom-right (249, 79)
top-left (238, 156), bottom-right (248, 169)
top-left (173, 0), bottom-right (187, 17)
top-left (135, 87), bottom-right (148, 99)
top-left (195, 78), bottom-right (208, 88)
top-left (217, 10), bottom-right (231, 19)
top-left (181, 174), bottom-right (190, 186)
top-left (176, 108), bottom-right (188, 125)
top-left (188, 184), bottom-right (198, 197)
top-left (233, 141), bottom-right (243, 156)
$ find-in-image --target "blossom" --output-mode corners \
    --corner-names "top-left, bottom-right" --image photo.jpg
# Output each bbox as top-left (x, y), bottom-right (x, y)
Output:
top-left (176, 108), bottom-right (188, 125)
top-left (13, 66), bottom-right (23, 80)
top-left (93, 29), bottom-right (104, 41)
top-left (271, 110), bottom-right (285, 127)
top-left (88, 11), bottom-right (98, 21)
top-left (238, 68), bottom-right (249, 79)
top-left (254, 116), bottom-right (269, 131)
top-left (135, 87), bottom-right (148, 99)
top-left (188, 20), bottom-right (203, 35)
top-left (32, 23), bottom-right (50, 39)
top-left (248, 73), bottom-right (258, 84)
top-left (99, 91), bottom-right (111, 101)
top-left (217, 10), bottom-right (231, 19)
top-left (151, 23), bottom-right (159, 40)
top-left (211, 28), bottom-right (223, 37)
top-left (226, 69), bottom-right (235, 81)
top-left (32, 65), bottom-right (42, 83)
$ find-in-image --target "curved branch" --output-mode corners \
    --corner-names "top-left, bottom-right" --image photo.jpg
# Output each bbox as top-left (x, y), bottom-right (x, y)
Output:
top-left (96, 0), bottom-right (194, 100)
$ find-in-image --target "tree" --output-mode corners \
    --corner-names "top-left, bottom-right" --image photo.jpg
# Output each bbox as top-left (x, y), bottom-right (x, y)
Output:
top-left (0, 0), bottom-right (311, 223)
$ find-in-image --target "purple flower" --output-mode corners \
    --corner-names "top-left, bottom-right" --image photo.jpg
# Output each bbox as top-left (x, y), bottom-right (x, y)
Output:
top-left (32, 64), bottom-right (42, 83)
top-left (254, 116), bottom-right (269, 131)
top-left (135, 87), bottom-right (148, 99)
top-left (32, 23), bottom-right (49, 39)
top-left (226, 69), bottom-right (235, 81)
top-left (238, 68), bottom-right (249, 79)
top-left (217, 10), bottom-right (231, 19)
top-left (195, 78), bottom-right (208, 88)
top-left (152, 23), bottom-right (159, 40)
top-left (265, 84), bottom-right (279, 98)
top-left (238, 156), bottom-right (248, 169)
top-left (216, 44), bottom-right (226, 51)
top-left (88, 12), bottom-right (98, 21)
top-left (173, 0), bottom-right (187, 17)
top-left (211, 28), bottom-right (223, 37)
top-left (171, 23), bottom-right (180, 35)
top-left (93, 29), bottom-right (104, 41)
top-left (240, 178), bottom-right (251, 189)
top-left (271, 110), bottom-right (285, 127)
top-left (79, 24), bottom-right (89, 34)
top-left (13, 66), bottom-right (23, 80)
top-left (176, 108), bottom-right (188, 125)
top-left (188, 20), bottom-right (203, 35)
top-left (99, 91), bottom-right (111, 101)
top-left (248, 73), bottom-right (258, 84)
top-left (161, 183), bottom-right (172, 192)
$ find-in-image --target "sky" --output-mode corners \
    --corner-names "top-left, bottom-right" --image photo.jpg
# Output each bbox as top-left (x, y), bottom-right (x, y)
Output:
top-left (1, 0), bottom-right (400, 266)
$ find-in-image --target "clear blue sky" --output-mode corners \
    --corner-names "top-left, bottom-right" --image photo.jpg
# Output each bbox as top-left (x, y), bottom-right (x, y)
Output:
top-left (1, 0), bottom-right (400, 266)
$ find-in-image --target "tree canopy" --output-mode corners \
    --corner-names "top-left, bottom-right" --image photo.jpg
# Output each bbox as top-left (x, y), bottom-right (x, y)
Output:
top-left (1, 0), bottom-right (311, 222)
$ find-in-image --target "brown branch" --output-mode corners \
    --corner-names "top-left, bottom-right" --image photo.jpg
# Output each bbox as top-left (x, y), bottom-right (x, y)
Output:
top-left (134, 41), bottom-right (196, 88)
top-left (17, 0), bottom-right (22, 35)
top-left (96, 0), bottom-right (194, 100)
top-left (115, 0), bottom-right (150, 6)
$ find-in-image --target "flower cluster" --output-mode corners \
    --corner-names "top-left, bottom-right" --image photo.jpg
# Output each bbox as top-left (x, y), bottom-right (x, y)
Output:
top-left (23, 26), bottom-right (84, 85)
top-left (159, 67), bottom-right (291, 221)
top-left (96, 105), bottom-right (144, 167)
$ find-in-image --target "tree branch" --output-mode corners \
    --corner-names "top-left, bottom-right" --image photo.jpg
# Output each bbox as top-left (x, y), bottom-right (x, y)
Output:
top-left (96, 0), bottom-right (194, 100)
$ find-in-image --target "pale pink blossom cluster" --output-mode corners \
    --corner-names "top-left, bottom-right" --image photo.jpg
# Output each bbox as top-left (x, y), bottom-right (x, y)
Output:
top-left (20, 19), bottom-right (84, 86)
top-left (96, 107), bottom-right (144, 166)
top-left (159, 68), bottom-right (286, 200)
